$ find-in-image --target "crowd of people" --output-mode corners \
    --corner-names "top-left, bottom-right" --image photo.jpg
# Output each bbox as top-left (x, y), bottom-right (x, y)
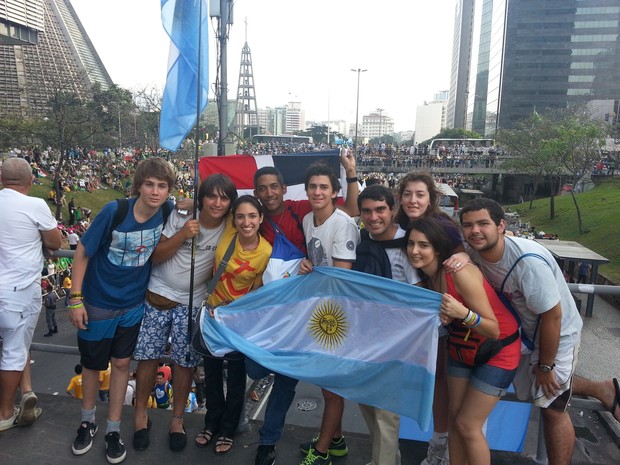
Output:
top-left (1, 153), bottom-right (620, 465)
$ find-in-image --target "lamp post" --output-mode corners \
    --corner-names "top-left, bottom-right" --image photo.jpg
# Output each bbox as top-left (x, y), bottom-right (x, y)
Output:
top-left (351, 68), bottom-right (367, 153)
top-left (376, 107), bottom-right (384, 145)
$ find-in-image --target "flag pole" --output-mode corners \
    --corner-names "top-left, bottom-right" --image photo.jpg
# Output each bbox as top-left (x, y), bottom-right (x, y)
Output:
top-left (186, 0), bottom-right (204, 363)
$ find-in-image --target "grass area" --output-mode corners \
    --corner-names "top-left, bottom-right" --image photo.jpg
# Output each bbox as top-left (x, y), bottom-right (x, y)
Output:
top-left (508, 177), bottom-right (620, 283)
top-left (30, 178), bottom-right (124, 219)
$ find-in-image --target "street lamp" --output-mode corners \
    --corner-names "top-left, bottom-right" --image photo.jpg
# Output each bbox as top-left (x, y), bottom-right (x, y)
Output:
top-left (376, 107), bottom-right (384, 145)
top-left (351, 68), bottom-right (367, 153)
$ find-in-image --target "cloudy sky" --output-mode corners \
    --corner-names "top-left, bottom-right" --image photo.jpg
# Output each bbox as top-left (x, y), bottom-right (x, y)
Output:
top-left (70, 0), bottom-right (455, 132)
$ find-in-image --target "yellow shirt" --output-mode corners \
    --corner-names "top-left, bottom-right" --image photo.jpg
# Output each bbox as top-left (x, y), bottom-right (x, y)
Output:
top-left (99, 363), bottom-right (111, 390)
top-left (67, 374), bottom-right (83, 399)
top-left (63, 277), bottom-right (72, 290)
top-left (207, 220), bottom-right (272, 307)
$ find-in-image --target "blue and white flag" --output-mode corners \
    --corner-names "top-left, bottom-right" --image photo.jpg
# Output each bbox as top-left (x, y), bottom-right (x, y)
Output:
top-left (200, 267), bottom-right (441, 429)
top-left (160, 0), bottom-right (209, 152)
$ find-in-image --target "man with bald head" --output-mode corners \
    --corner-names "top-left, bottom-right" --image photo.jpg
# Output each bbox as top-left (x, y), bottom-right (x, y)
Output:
top-left (0, 157), bottom-right (62, 432)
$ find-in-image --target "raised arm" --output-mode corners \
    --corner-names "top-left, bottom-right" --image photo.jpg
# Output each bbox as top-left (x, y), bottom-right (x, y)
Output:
top-left (338, 149), bottom-right (359, 217)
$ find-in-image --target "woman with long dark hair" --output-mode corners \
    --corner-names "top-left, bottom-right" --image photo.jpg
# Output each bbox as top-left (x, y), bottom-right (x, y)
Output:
top-left (405, 217), bottom-right (520, 465)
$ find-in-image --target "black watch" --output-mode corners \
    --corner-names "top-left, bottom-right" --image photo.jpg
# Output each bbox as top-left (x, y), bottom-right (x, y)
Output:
top-left (538, 363), bottom-right (555, 373)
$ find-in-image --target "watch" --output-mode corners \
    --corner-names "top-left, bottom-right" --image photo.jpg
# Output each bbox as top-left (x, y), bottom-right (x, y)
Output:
top-left (538, 363), bottom-right (555, 373)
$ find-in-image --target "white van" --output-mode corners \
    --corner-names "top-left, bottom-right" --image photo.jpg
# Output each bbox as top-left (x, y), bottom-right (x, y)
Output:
top-left (436, 183), bottom-right (459, 218)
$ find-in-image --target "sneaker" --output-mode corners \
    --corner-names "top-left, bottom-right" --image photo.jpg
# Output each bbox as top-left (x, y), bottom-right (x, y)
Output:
top-left (300, 447), bottom-right (332, 465)
top-left (72, 421), bottom-right (98, 455)
top-left (255, 444), bottom-right (276, 465)
top-left (300, 435), bottom-right (347, 457)
top-left (105, 431), bottom-right (127, 464)
top-left (420, 441), bottom-right (449, 465)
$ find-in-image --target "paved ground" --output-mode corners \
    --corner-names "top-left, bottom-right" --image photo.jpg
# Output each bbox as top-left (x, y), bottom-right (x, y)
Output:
top-left (0, 295), bottom-right (618, 465)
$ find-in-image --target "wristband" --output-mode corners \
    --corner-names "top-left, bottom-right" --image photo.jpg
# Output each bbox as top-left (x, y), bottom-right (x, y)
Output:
top-left (346, 176), bottom-right (358, 184)
top-left (67, 302), bottom-right (84, 310)
top-left (69, 292), bottom-right (83, 299)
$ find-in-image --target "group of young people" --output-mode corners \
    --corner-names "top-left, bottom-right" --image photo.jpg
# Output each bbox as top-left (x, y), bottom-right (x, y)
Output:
top-left (2, 153), bottom-right (618, 465)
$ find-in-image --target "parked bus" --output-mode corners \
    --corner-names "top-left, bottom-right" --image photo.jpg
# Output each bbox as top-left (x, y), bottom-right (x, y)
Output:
top-left (436, 183), bottom-right (459, 218)
top-left (251, 134), bottom-right (313, 144)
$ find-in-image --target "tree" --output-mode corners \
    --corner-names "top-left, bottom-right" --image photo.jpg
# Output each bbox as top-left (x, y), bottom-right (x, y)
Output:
top-left (497, 106), bottom-right (606, 232)
top-left (421, 128), bottom-right (482, 145)
top-left (298, 125), bottom-right (328, 145)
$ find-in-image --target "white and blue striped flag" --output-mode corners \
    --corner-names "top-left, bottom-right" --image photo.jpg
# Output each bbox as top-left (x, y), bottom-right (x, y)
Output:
top-left (160, 0), bottom-right (209, 152)
top-left (200, 267), bottom-right (441, 430)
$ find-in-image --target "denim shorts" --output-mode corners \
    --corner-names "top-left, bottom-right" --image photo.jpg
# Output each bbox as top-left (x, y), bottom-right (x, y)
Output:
top-left (447, 358), bottom-right (517, 397)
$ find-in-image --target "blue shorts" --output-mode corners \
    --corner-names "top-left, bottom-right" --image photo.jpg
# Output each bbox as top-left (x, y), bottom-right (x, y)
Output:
top-left (78, 302), bottom-right (144, 371)
top-left (133, 300), bottom-right (201, 367)
top-left (447, 358), bottom-right (517, 397)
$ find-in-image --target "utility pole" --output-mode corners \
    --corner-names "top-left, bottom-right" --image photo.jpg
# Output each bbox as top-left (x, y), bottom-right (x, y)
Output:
top-left (351, 68), bottom-right (366, 153)
top-left (217, 0), bottom-right (233, 155)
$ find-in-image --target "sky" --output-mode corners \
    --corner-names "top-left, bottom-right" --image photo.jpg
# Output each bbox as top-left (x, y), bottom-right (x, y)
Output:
top-left (70, 0), bottom-right (455, 133)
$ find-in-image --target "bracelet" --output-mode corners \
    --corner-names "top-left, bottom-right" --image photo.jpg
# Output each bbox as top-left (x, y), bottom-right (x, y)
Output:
top-left (462, 310), bottom-right (476, 326)
top-left (67, 302), bottom-right (84, 310)
top-left (346, 176), bottom-right (358, 184)
top-left (69, 292), bottom-right (83, 299)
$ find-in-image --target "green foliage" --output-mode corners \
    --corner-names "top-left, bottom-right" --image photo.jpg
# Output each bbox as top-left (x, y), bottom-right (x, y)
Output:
top-left (298, 125), bottom-right (328, 145)
top-left (420, 128), bottom-right (482, 146)
top-left (509, 177), bottom-right (620, 282)
top-left (369, 135), bottom-right (397, 145)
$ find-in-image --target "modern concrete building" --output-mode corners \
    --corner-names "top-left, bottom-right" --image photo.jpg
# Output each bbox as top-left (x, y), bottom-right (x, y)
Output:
top-left (0, 0), bottom-right (113, 118)
top-left (450, 0), bottom-right (620, 136)
top-left (360, 110), bottom-right (394, 141)
top-left (415, 91), bottom-right (449, 144)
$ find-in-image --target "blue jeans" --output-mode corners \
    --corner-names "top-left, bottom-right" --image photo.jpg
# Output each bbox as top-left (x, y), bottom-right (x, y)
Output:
top-left (245, 358), bottom-right (298, 445)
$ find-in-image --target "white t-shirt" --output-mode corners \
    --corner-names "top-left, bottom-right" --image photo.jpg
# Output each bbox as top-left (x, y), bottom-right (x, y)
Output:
top-left (148, 210), bottom-right (226, 305)
top-left (67, 232), bottom-right (79, 246)
top-left (0, 189), bottom-right (58, 291)
top-left (467, 236), bottom-right (582, 353)
top-left (303, 209), bottom-right (359, 266)
top-left (371, 226), bottom-right (420, 285)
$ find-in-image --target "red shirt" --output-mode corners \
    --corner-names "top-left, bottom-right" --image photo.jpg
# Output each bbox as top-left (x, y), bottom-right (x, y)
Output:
top-left (261, 200), bottom-right (312, 254)
top-left (446, 272), bottom-right (520, 370)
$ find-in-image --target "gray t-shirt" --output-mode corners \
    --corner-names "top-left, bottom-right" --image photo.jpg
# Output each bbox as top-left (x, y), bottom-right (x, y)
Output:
top-left (467, 236), bottom-right (582, 353)
top-left (148, 210), bottom-right (226, 305)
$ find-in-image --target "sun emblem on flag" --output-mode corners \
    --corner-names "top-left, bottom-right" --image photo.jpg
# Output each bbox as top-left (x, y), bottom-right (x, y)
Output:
top-left (308, 300), bottom-right (348, 350)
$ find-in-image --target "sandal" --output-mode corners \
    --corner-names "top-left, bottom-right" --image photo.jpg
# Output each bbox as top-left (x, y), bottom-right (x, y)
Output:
top-left (195, 428), bottom-right (214, 448)
top-left (214, 436), bottom-right (234, 455)
top-left (610, 378), bottom-right (620, 422)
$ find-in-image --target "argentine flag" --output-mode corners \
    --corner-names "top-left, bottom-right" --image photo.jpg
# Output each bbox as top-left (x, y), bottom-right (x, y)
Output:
top-left (200, 267), bottom-right (441, 430)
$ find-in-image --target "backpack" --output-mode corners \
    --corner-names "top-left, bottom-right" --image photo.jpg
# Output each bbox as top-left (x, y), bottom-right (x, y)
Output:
top-left (352, 229), bottom-right (404, 279)
top-left (106, 198), bottom-right (172, 245)
top-left (495, 252), bottom-right (551, 354)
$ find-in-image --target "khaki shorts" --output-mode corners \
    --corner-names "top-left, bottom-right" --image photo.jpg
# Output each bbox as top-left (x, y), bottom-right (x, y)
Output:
top-left (513, 341), bottom-right (580, 410)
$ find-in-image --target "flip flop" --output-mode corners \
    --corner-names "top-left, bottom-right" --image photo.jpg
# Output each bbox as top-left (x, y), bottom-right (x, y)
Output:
top-left (611, 378), bottom-right (620, 422)
top-left (214, 436), bottom-right (233, 455)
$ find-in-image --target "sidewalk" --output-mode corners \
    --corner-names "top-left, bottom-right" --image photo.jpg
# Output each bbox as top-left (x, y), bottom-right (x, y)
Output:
top-left (1, 296), bottom-right (618, 464)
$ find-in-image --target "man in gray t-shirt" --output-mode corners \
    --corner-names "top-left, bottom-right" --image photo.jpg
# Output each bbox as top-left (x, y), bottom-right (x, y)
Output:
top-left (454, 198), bottom-right (619, 465)
top-left (132, 174), bottom-right (238, 452)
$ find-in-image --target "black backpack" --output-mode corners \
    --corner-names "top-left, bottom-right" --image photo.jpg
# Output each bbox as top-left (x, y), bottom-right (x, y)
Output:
top-left (106, 198), bottom-right (172, 244)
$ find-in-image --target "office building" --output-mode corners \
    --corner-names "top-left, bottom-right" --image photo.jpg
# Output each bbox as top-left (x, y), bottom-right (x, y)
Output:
top-left (0, 0), bottom-right (112, 118)
top-left (450, 0), bottom-right (620, 136)
top-left (360, 110), bottom-right (394, 141)
top-left (415, 92), bottom-right (449, 144)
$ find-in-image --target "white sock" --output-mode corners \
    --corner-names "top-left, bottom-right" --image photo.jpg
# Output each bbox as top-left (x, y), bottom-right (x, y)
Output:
top-left (431, 431), bottom-right (448, 446)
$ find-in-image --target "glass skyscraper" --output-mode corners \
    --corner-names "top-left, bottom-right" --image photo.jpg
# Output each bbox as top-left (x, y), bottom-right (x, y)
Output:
top-left (452, 0), bottom-right (620, 135)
